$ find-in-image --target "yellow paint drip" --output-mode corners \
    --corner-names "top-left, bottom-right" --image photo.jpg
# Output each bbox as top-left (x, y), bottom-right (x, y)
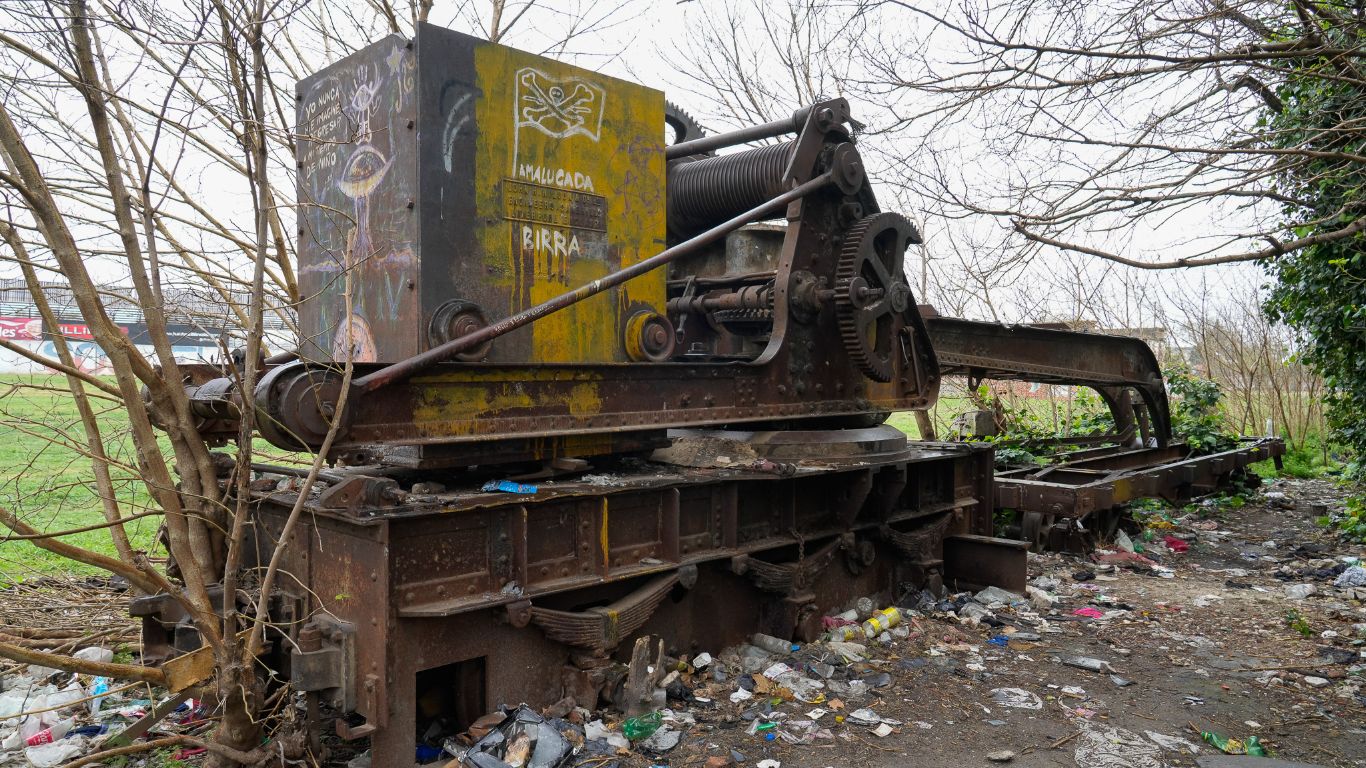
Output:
top-left (600, 497), bottom-right (610, 574)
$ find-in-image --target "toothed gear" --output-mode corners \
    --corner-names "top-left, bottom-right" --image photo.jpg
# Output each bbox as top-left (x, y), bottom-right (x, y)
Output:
top-left (834, 213), bottom-right (918, 382)
top-left (665, 101), bottom-right (708, 148)
top-left (712, 307), bottom-right (774, 336)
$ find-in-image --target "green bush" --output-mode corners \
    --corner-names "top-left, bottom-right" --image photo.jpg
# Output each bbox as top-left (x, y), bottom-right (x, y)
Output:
top-left (1334, 496), bottom-right (1366, 542)
top-left (1167, 366), bottom-right (1236, 454)
top-left (1250, 434), bottom-right (1340, 479)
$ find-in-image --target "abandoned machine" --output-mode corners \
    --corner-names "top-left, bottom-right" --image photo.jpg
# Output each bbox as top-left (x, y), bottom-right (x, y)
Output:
top-left (134, 25), bottom-right (1282, 764)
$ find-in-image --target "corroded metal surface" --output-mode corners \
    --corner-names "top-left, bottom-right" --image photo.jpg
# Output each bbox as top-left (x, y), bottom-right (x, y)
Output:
top-left (238, 440), bottom-right (1013, 766)
top-left (923, 313), bottom-right (1172, 447)
top-left (185, 59), bottom-right (940, 461)
top-left (997, 438), bottom-right (1285, 550)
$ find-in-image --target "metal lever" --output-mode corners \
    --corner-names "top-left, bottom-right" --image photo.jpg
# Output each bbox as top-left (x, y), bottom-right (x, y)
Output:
top-left (351, 170), bottom-right (836, 394)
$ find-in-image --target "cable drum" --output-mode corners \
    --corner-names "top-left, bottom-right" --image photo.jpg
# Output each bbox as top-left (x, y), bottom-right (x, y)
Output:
top-left (666, 141), bottom-right (796, 239)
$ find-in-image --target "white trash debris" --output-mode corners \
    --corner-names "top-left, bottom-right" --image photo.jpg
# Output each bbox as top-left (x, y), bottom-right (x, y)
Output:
top-left (24, 737), bottom-right (88, 768)
top-left (1074, 724), bottom-right (1163, 768)
top-left (989, 687), bottom-right (1043, 710)
top-left (1284, 583), bottom-right (1316, 600)
top-left (1144, 730), bottom-right (1202, 754)
top-left (1334, 566), bottom-right (1366, 588)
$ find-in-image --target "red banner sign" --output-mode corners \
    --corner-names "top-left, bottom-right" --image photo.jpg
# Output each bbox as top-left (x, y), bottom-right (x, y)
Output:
top-left (0, 317), bottom-right (128, 341)
top-left (0, 317), bottom-right (42, 341)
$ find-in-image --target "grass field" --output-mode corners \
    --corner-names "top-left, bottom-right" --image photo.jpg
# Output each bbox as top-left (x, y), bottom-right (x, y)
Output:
top-left (0, 374), bottom-right (1328, 581)
top-left (0, 374), bottom-right (163, 580)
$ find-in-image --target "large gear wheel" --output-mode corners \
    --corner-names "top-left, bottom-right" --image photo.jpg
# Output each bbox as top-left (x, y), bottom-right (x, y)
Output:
top-left (834, 213), bottom-right (919, 382)
top-left (665, 100), bottom-right (708, 149)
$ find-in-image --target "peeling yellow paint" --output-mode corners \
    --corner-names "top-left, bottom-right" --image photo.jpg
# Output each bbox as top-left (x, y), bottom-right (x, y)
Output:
top-left (472, 44), bottom-right (665, 364)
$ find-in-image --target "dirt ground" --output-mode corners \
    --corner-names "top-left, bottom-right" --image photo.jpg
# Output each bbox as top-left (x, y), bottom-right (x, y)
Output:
top-left (596, 478), bottom-right (1366, 768)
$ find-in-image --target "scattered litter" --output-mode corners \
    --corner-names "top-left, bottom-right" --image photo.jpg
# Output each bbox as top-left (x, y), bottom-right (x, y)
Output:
top-left (1162, 536), bottom-right (1190, 553)
top-left (71, 647), bottom-right (113, 664)
top-left (846, 708), bottom-right (887, 726)
top-left (24, 738), bottom-right (88, 768)
top-left (1334, 565), bottom-right (1366, 588)
top-left (1073, 607), bottom-right (1105, 619)
top-left (1062, 656), bottom-right (1114, 674)
top-left (640, 725), bottom-right (681, 753)
top-left (870, 722), bottom-right (894, 737)
top-left (456, 705), bottom-right (577, 767)
top-left (1145, 730), bottom-right (1202, 754)
top-left (1284, 583), bottom-right (1316, 600)
top-left (987, 749), bottom-right (1015, 762)
top-left (481, 479), bottom-right (538, 494)
top-left (1110, 674), bottom-right (1134, 687)
top-left (752, 633), bottom-right (799, 655)
top-left (975, 586), bottom-right (1024, 606)
top-left (1201, 730), bottom-right (1267, 756)
top-left (1074, 724), bottom-right (1164, 768)
top-left (1114, 530), bottom-right (1136, 553)
top-left (989, 687), bottom-right (1043, 710)
top-left (623, 711), bottom-right (664, 742)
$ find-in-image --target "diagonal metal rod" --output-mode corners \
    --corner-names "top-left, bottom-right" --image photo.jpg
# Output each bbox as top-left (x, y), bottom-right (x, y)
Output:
top-left (667, 109), bottom-right (808, 159)
top-left (352, 171), bottom-right (835, 394)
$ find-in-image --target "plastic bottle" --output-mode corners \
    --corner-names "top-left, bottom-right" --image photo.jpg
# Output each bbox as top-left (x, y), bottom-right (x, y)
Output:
top-left (751, 633), bottom-right (799, 655)
top-left (88, 677), bottom-right (110, 715)
top-left (26, 718), bottom-right (73, 746)
top-left (622, 711), bottom-right (663, 741)
top-left (823, 624), bottom-right (865, 642)
top-left (860, 607), bottom-right (901, 638)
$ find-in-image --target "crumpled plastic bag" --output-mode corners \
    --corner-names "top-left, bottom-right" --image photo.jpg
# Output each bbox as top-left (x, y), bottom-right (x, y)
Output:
top-left (1334, 565), bottom-right (1366, 588)
top-left (25, 736), bottom-right (88, 768)
top-left (989, 687), bottom-right (1042, 710)
top-left (451, 705), bottom-right (581, 768)
top-left (1074, 725), bottom-right (1162, 768)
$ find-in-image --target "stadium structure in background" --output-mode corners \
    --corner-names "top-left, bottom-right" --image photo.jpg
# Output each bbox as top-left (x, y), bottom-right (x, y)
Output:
top-left (0, 278), bottom-right (290, 374)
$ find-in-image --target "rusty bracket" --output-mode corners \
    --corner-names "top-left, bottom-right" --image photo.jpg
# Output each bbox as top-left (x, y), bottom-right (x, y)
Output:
top-left (335, 673), bottom-right (382, 740)
top-left (318, 475), bottom-right (404, 513)
top-left (290, 616), bottom-right (357, 711)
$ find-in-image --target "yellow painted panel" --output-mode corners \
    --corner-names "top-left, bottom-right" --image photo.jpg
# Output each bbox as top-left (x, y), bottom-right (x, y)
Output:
top-left (472, 44), bottom-right (665, 363)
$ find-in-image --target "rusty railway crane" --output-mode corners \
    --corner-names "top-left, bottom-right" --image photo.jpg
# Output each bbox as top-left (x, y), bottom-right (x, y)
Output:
top-left (134, 25), bottom-right (1288, 763)
top-left (135, 26), bottom-right (1027, 765)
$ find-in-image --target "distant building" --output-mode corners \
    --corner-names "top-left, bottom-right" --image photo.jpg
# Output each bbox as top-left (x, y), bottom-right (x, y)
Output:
top-left (0, 278), bottom-right (289, 374)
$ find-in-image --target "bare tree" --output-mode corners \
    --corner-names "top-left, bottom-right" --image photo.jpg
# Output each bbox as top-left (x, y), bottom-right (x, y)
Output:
top-left (0, 0), bottom-right (642, 764)
top-left (1165, 276), bottom-right (1324, 447)
top-left (857, 0), bottom-right (1365, 269)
